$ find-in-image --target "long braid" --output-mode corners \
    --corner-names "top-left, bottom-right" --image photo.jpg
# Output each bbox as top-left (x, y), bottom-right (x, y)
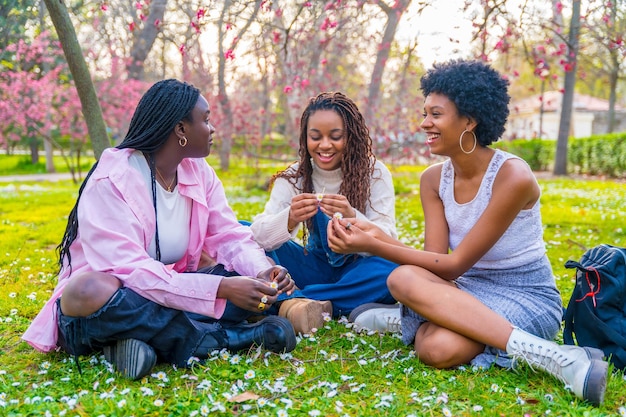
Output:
top-left (57, 79), bottom-right (200, 272)
top-left (271, 92), bottom-right (375, 246)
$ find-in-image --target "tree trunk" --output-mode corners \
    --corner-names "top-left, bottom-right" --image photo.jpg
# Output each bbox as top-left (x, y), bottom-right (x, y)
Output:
top-left (44, 139), bottom-right (55, 172)
top-left (127, 0), bottom-right (168, 80)
top-left (216, 0), bottom-right (262, 171)
top-left (365, 0), bottom-right (412, 133)
top-left (29, 138), bottom-right (39, 164)
top-left (607, 66), bottom-right (617, 133)
top-left (43, 0), bottom-right (110, 159)
top-left (40, 0), bottom-right (55, 173)
top-left (553, 0), bottom-right (580, 176)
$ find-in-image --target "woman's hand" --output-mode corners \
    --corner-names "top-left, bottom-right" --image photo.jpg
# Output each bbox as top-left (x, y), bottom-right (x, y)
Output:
top-left (318, 194), bottom-right (356, 220)
top-left (287, 193), bottom-right (320, 231)
top-left (257, 265), bottom-right (295, 296)
top-left (217, 276), bottom-right (280, 313)
top-left (327, 217), bottom-right (379, 254)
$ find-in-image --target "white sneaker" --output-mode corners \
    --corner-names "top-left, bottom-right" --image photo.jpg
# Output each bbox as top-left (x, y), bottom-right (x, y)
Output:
top-left (348, 303), bottom-right (401, 333)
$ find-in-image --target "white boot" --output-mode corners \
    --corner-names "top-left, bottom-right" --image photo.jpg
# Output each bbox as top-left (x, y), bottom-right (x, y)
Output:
top-left (506, 327), bottom-right (608, 406)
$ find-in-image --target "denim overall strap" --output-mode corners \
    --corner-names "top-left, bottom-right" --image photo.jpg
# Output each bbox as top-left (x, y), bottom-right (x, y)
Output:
top-left (306, 209), bottom-right (356, 267)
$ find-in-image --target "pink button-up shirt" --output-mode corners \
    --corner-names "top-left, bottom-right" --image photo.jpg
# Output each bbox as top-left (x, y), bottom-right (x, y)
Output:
top-left (23, 148), bottom-right (272, 352)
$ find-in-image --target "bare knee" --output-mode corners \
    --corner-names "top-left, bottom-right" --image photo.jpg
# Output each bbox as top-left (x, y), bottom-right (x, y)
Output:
top-left (60, 272), bottom-right (122, 317)
top-left (388, 265), bottom-right (425, 304)
top-left (414, 324), bottom-right (484, 369)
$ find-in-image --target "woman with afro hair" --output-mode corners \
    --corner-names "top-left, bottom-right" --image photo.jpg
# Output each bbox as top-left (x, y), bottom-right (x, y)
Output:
top-left (249, 92), bottom-right (399, 334)
top-left (327, 60), bottom-right (609, 406)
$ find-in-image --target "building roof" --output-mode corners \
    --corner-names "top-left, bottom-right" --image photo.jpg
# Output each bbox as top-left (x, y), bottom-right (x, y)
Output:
top-left (511, 91), bottom-right (624, 114)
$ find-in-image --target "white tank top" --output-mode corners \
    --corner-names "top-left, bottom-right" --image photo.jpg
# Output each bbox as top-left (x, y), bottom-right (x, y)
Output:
top-left (440, 149), bottom-right (546, 269)
top-left (129, 151), bottom-right (191, 265)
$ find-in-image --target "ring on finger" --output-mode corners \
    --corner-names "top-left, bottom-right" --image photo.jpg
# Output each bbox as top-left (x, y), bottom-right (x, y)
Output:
top-left (261, 295), bottom-right (268, 304)
top-left (345, 222), bottom-right (352, 230)
top-left (257, 302), bottom-right (266, 311)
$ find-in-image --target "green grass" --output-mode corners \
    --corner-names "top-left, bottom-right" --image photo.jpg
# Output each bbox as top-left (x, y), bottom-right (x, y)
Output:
top-left (0, 157), bottom-right (625, 416)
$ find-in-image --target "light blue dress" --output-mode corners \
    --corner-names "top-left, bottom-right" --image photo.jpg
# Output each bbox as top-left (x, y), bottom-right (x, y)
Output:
top-left (401, 150), bottom-right (563, 368)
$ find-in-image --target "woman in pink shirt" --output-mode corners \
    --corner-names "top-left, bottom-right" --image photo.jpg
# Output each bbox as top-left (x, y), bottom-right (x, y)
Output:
top-left (23, 79), bottom-right (296, 380)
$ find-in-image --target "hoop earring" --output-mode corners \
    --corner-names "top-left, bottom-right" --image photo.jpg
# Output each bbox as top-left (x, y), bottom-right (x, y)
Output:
top-left (459, 130), bottom-right (477, 154)
top-left (179, 136), bottom-right (188, 147)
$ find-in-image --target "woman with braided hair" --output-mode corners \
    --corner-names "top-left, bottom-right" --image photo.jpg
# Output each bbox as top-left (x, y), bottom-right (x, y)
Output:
top-left (249, 92), bottom-right (399, 334)
top-left (23, 79), bottom-right (296, 380)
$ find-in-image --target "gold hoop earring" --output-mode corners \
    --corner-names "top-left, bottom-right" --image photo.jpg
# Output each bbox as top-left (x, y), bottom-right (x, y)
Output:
top-left (459, 130), bottom-right (477, 154)
top-left (179, 136), bottom-right (188, 147)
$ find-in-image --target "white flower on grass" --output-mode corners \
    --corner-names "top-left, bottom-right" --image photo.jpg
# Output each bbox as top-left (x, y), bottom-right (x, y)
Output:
top-left (154, 399), bottom-right (164, 406)
top-left (296, 367), bottom-right (305, 375)
top-left (277, 409), bottom-right (288, 417)
top-left (280, 398), bottom-right (293, 408)
top-left (152, 371), bottom-right (169, 382)
top-left (257, 398), bottom-right (268, 407)
top-left (200, 404), bottom-right (210, 416)
top-left (308, 410), bottom-right (321, 416)
top-left (211, 402), bottom-right (226, 412)
top-left (436, 393), bottom-right (449, 404)
top-left (140, 387), bottom-right (154, 396)
top-left (230, 354), bottom-right (241, 365)
top-left (187, 356), bottom-right (200, 366)
top-left (197, 379), bottom-right (212, 390)
top-left (244, 370), bottom-right (255, 380)
top-left (27, 292), bottom-right (37, 300)
top-left (472, 405), bottom-right (483, 411)
top-left (442, 407), bottom-right (452, 416)
top-left (117, 399), bottom-right (126, 408)
top-left (619, 407), bottom-right (626, 417)
top-left (8, 293), bottom-right (16, 298)
top-left (490, 383), bottom-right (500, 392)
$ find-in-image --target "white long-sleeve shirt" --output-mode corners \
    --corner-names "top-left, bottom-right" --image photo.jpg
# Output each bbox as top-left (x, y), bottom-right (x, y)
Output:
top-left (250, 159), bottom-right (397, 251)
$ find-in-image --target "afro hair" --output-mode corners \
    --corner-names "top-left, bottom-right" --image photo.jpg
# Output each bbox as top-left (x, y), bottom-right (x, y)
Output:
top-left (420, 59), bottom-right (510, 146)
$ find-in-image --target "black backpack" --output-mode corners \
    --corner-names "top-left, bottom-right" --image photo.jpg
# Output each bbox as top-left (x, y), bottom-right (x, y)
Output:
top-left (563, 244), bottom-right (626, 370)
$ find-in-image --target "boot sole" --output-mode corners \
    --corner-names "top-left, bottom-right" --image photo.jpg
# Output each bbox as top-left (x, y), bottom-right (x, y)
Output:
top-left (257, 316), bottom-right (297, 353)
top-left (103, 339), bottom-right (157, 380)
top-left (583, 347), bottom-right (605, 361)
top-left (582, 358), bottom-right (608, 406)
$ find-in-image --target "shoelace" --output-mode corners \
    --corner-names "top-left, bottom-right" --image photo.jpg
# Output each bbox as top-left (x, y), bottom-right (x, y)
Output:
top-left (386, 317), bottom-right (402, 333)
top-left (510, 341), bottom-right (571, 381)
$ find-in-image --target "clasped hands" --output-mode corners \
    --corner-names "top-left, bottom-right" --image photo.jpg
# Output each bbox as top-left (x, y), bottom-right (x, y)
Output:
top-left (219, 265), bottom-right (295, 313)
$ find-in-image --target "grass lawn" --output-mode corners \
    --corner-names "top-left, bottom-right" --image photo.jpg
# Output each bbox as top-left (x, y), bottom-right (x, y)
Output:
top-left (0, 154), bottom-right (625, 416)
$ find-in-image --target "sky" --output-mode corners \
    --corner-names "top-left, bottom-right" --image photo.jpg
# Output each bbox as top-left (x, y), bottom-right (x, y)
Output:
top-left (396, 2), bottom-right (475, 67)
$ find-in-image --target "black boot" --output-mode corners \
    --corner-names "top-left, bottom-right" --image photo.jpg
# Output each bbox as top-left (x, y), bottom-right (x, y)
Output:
top-left (224, 316), bottom-right (296, 353)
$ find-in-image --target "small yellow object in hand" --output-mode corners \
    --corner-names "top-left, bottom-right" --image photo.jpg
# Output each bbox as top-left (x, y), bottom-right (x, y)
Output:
top-left (333, 212), bottom-right (343, 220)
top-left (269, 281), bottom-right (278, 289)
